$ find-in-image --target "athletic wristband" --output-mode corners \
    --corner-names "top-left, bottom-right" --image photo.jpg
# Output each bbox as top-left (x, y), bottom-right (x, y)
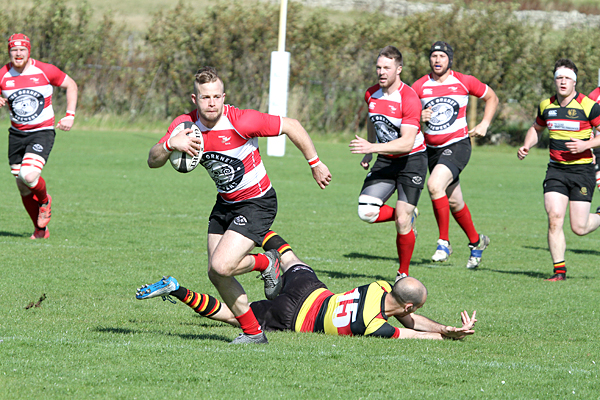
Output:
top-left (308, 155), bottom-right (321, 169)
top-left (163, 138), bottom-right (173, 152)
top-left (66, 110), bottom-right (76, 117)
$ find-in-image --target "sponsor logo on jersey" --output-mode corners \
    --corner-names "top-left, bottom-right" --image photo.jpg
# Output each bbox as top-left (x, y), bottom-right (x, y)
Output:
top-left (448, 86), bottom-right (459, 92)
top-left (389, 105), bottom-right (397, 113)
top-left (7, 89), bottom-right (45, 123)
top-left (412, 176), bottom-right (423, 185)
top-left (443, 149), bottom-right (453, 156)
top-left (423, 97), bottom-right (459, 131)
top-left (370, 114), bottom-right (400, 143)
top-left (547, 121), bottom-right (580, 131)
top-left (201, 152), bottom-right (245, 191)
top-left (369, 102), bottom-right (375, 110)
top-left (566, 109), bottom-right (578, 118)
top-left (218, 135), bottom-right (231, 144)
top-left (6, 80), bottom-right (15, 88)
top-left (29, 77), bottom-right (40, 83)
top-left (32, 144), bottom-right (43, 152)
top-left (423, 88), bottom-right (433, 95)
top-left (548, 110), bottom-right (558, 117)
top-left (233, 215), bottom-right (248, 226)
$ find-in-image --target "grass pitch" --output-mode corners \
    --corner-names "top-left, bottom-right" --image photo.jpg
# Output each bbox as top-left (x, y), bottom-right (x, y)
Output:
top-left (1, 126), bottom-right (599, 399)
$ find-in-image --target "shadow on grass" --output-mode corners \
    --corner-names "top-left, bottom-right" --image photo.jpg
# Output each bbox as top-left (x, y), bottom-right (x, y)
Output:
top-left (317, 269), bottom-right (389, 281)
top-left (95, 326), bottom-right (231, 343)
top-left (484, 268), bottom-right (595, 280)
top-left (344, 252), bottom-right (396, 262)
top-left (0, 231), bottom-right (29, 238)
top-left (523, 245), bottom-right (600, 257)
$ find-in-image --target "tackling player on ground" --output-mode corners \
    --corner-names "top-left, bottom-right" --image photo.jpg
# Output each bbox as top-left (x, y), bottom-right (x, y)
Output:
top-left (147, 67), bottom-right (331, 344)
top-left (136, 234), bottom-right (477, 341)
top-left (518, 59), bottom-right (600, 281)
top-left (349, 45), bottom-right (426, 281)
top-left (412, 41), bottom-right (498, 269)
top-left (0, 34), bottom-right (78, 239)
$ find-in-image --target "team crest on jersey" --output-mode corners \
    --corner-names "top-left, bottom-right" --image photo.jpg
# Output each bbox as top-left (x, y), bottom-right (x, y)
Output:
top-left (7, 89), bottom-right (45, 123)
top-left (566, 109), bottom-right (578, 119)
top-left (370, 114), bottom-right (400, 143)
top-left (201, 153), bottom-right (245, 191)
top-left (424, 97), bottom-right (459, 131)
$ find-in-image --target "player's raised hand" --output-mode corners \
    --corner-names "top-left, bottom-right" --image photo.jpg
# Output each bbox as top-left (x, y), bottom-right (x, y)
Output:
top-left (57, 116), bottom-right (74, 131)
top-left (565, 137), bottom-right (589, 154)
top-left (468, 121), bottom-right (490, 138)
top-left (421, 107), bottom-right (433, 123)
top-left (350, 135), bottom-right (374, 154)
top-left (170, 128), bottom-right (203, 157)
top-left (312, 162), bottom-right (332, 189)
top-left (360, 153), bottom-right (372, 170)
top-left (517, 146), bottom-right (529, 160)
top-left (441, 310), bottom-right (477, 340)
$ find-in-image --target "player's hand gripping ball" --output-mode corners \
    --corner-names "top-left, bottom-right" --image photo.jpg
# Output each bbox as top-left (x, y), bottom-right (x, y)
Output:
top-left (169, 121), bottom-right (204, 173)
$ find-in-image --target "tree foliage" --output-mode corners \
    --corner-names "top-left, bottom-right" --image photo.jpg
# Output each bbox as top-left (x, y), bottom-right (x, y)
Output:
top-left (3, 0), bottom-right (600, 140)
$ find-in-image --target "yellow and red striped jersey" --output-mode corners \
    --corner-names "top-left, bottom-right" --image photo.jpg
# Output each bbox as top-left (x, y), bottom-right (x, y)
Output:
top-left (536, 93), bottom-right (600, 165)
top-left (295, 281), bottom-right (401, 338)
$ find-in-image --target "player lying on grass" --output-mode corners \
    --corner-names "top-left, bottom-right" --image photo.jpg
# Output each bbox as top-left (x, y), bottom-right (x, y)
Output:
top-left (136, 233), bottom-right (476, 340)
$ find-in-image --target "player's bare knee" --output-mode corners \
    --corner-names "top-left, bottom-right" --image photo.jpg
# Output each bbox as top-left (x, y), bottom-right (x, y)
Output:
top-left (358, 195), bottom-right (383, 223)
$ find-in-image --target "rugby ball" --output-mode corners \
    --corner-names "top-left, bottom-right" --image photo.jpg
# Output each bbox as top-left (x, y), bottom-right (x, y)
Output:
top-left (168, 121), bottom-right (204, 173)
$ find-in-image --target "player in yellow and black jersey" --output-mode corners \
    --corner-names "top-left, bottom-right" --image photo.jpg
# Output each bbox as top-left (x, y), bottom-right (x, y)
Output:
top-left (136, 233), bottom-right (477, 341)
top-left (518, 59), bottom-right (600, 281)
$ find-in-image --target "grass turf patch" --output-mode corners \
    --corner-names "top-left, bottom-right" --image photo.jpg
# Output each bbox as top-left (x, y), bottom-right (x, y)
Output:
top-left (1, 127), bottom-right (599, 398)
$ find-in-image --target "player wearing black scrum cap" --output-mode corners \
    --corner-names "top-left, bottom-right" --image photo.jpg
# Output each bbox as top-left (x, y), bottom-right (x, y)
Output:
top-left (412, 42), bottom-right (498, 269)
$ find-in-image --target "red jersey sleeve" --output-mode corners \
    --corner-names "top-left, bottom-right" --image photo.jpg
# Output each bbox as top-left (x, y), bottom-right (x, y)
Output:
top-left (34, 60), bottom-right (68, 86)
top-left (158, 112), bottom-right (195, 144)
top-left (454, 71), bottom-right (488, 98)
top-left (400, 85), bottom-right (422, 128)
top-left (589, 88), bottom-right (600, 103)
top-left (365, 84), bottom-right (380, 104)
top-left (226, 106), bottom-right (282, 139)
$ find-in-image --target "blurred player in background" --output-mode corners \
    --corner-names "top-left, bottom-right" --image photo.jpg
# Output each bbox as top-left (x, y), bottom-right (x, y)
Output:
top-left (412, 41), bottom-right (498, 269)
top-left (0, 33), bottom-right (78, 239)
top-left (586, 85), bottom-right (600, 200)
top-left (518, 59), bottom-right (600, 281)
top-left (349, 45), bottom-right (425, 281)
top-left (147, 66), bottom-right (331, 344)
top-left (137, 235), bottom-right (477, 341)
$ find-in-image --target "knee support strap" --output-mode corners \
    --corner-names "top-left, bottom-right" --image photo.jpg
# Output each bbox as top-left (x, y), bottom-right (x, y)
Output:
top-left (358, 194), bottom-right (383, 223)
top-left (17, 154), bottom-right (46, 188)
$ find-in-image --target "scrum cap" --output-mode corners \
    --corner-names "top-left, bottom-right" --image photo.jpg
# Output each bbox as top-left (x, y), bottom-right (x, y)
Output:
top-left (430, 41), bottom-right (453, 68)
top-left (8, 33), bottom-right (31, 52)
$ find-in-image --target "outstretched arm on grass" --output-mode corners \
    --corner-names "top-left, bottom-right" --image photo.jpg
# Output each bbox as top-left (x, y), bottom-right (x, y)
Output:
top-left (396, 310), bottom-right (477, 340)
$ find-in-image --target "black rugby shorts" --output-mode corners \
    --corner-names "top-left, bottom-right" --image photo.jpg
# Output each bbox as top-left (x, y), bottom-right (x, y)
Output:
top-left (8, 127), bottom-right (55, 165)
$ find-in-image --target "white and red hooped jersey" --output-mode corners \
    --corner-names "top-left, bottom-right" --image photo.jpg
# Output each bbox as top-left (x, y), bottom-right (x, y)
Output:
top-left (365, 82), bottom-right (425, 158)
top-left (412, 70), bottom-right (488, 148)
top-left (0, 59), bottom-right (67, 132)
top-left (160, 105), bottom-right (282, 203)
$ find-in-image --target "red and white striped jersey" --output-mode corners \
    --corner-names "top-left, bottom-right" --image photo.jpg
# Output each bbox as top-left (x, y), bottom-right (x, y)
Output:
top-left (588, 87), bottom-right (600, 140)
top-left (160, 105), bottom-right (282, 203)
top-left (412, 70), bottom-right (488, 148)
top-left (0, 59), bottom-right (67, 132)
top-left (364, 82), bottom-right (425, 158)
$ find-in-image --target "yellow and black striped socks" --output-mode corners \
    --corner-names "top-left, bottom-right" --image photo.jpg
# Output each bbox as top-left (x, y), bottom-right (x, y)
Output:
top-left (262, 231), bottom-right (292, 256)
top-left (170, 287), bottom-right (221, 317)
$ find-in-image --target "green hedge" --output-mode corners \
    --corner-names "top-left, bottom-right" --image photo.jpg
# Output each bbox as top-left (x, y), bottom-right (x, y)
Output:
top-left (3, 0), bottom-right (600, 141)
